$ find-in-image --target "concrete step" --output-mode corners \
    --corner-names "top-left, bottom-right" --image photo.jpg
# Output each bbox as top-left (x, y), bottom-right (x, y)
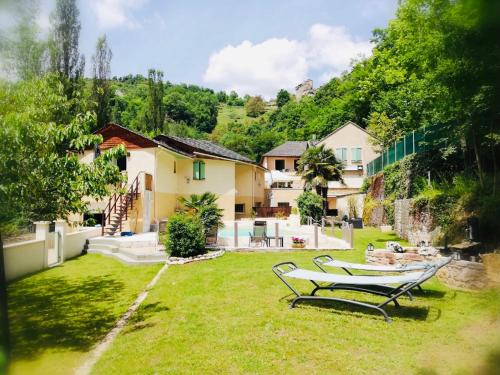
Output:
top-left (88, 248), bottom-right (166, 265)
top-left (119, 248), bottom-right (167, 260)
top-left (87, 243), bottom-right (119, 253)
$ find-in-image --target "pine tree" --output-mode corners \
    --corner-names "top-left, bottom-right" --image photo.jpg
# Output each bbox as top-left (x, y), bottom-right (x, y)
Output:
top-left (91, 35), bottom-right (112, 131)
top-left (145, 69), bottom-right (165, 133)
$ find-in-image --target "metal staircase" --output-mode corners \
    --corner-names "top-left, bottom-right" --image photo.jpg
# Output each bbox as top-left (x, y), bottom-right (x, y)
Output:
top-left (101, 174), bottom-right (140, 236)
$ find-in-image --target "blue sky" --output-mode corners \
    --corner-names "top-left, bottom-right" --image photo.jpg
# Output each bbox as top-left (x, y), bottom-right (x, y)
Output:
top-left (40, 0), bottom-right (398, 97)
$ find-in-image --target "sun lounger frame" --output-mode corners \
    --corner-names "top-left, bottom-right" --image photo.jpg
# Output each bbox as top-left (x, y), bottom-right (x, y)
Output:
top-left (272, 261), bottom-right (438, 323)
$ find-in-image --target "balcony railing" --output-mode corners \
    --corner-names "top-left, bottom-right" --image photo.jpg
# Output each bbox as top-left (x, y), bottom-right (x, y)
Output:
top-left (253, 206), bottom-right (292, 218)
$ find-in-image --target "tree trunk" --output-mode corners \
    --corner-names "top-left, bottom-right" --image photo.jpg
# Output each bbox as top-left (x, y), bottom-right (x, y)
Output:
top-left (0, 234), bottom-right (10, 373)
top-left (472, 130), bottom-right (484, 188)
top-left (492, 144), bottom-right (497, 195)
top-left (321, 186), bottom-right (328, 217)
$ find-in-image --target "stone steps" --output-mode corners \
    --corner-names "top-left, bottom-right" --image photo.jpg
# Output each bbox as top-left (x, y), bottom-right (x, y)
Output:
top-left (87, 233), bottom-right (166, 265)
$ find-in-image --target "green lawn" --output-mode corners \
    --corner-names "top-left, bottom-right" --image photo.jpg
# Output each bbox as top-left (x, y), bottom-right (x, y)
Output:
top-left (7, 254), bottom-right (162, 375)
top-left (91, 228), bottom-right (500, 374)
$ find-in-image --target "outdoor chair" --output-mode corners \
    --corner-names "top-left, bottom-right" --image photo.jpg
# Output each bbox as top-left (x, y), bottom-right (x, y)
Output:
top-left (312, 255), bottom-right (451, 292)
top-left (205, 226), bottom-right (218, 246)
top-left (272, 261), bottom-right (438, 323)
top-left (249, 221), bottom-right (267, 247)
top-left (313, 254), bottom-right (452, 274)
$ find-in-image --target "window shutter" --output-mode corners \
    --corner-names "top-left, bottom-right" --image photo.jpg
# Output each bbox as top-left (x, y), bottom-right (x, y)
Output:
top-left (193, 161), bottom-right (199, 180)
top-left (200, 161), bottom-right (205, 179)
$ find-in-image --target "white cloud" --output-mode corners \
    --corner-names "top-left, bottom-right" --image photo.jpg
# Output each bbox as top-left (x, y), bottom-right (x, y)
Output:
top-left (203, 23), bottom-right (372, 98)
top-left (89, 0), bottom-right (147, 29)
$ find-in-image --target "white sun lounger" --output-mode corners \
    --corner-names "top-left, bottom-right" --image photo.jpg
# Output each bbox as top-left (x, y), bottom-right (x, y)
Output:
top-left (313, 255), bottom-right (452, 273)
top-left (272, 261), bottom-right (438, 322)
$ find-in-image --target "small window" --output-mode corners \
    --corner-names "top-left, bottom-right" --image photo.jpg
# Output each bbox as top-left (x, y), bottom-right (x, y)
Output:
top-left (275, 159), bottom-right (285, 171)
top-left (117, 155), bottom-right (127, 171)
top-left (193, 160), bottom-right (205, 180)
top-left (294, 159), bottom-right (299, 171)
top-left (335, 148), bottom-right (347, 162)
top-left (174, 161), bottom-right (176, 174)
top-left (351, 148), bottom-right (362, 163)
top-left (235, 204), bottom-right (245, 213)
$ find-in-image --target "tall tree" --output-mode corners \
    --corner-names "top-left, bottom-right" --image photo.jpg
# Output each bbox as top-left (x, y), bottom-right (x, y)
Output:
top-left (1, 0), bottom-right (47, 80)
top-left (276, 89), bottom-right (291, 108)
top-left (145, 69), bottom-right (165, 133)
top-left (297, 145), bottom-right (344, 216)
top-left (48, 0), bottom-right (85, 102)
top-left (245, 96), bottom-right (266, 117)
top-left (91, 35), bottom-right (112, 131)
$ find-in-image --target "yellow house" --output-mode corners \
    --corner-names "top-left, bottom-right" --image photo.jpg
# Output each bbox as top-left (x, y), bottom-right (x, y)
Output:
top-left (78, 124), bottom-right (266, 234)
top-left (261, 121), bottom-right (378, 215)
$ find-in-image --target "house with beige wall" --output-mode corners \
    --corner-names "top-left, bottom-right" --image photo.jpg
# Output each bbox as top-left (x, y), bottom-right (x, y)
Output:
top-left (78, 124), bottom-right (265, 235)
top-left (261, 121), bottom-right (378, 216)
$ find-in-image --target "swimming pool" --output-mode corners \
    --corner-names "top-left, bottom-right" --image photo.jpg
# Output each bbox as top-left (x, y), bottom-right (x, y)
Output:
top-left (218, 221), bottom-right (312, 239)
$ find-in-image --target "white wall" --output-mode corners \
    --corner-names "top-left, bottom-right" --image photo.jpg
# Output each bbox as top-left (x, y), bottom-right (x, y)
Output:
top-left (3, 240), bottom-right (47, 281)
top-left (64, 227), bottom-right (101, 260)
top-left (4, 226), bottom-right (101, 282)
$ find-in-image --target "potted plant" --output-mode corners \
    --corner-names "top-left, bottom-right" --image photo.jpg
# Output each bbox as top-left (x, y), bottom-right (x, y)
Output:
top-left (291, 237), bottom-right (306, 249)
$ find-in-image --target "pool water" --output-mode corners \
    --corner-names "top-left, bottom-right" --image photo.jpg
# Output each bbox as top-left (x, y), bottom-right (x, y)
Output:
top-left (218, 223), bottom-right (309, 238)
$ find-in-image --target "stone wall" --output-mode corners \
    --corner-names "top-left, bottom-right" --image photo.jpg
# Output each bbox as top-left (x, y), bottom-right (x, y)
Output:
top-left (364, 173), bottom-right (385, 226)
top-left (394, 199), bottom-right (441, 245)
top-left (366, 249), bottom-right (492, 291)
top-left (436, 260), bottom-right (488, 290)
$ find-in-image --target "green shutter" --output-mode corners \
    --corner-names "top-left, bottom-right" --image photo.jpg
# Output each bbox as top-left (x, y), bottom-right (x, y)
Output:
top-left (200, 161), bottom-right (205, 179)
top-left (193, 161), bottom-right (199, 180)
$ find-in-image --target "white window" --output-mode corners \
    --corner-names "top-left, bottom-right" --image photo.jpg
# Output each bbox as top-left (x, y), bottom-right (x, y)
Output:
top-left (335, 148), bottom-right (347, 162)
top-left (351, 148), bottom-right (362, 163)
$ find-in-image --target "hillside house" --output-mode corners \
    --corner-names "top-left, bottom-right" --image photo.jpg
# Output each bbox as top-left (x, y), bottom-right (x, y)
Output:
top-left (77, 123), bottom-right (266, 234)
top-left (261, 121), bottom-right (378, 216)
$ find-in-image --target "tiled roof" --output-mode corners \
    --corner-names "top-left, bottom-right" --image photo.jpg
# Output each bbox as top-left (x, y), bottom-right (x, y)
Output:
top-left (155, 135), bottom-right (255, 164)
top-left (262, 141), bottom-right (314, 157)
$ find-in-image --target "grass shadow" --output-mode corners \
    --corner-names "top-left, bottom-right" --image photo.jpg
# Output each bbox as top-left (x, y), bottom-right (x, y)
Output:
top-left (8, 274), bottom-right (126, 360)
top-left (124, 302), bottom-right (170, 334)
top-left (283, 294), bottom-right (431, 322)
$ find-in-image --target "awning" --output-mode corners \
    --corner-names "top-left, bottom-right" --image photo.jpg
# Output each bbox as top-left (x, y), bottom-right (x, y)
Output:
top-left (265, 170), bottom-right (295, 186)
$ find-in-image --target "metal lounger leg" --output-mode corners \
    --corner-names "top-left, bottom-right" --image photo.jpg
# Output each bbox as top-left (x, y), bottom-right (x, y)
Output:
top-left (290, 296), bottom-right (392, 323)
top-left (311, 284), bottom-right (401, 307)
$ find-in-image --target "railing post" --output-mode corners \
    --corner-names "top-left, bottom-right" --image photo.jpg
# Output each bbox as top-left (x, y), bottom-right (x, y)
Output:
top-left (314, 223), bottom-right (318, 249)
top-left (275, 222), bottom-right (279, 247)
top-left (349, 223), bottom-right (354, 249)
top-left (54, 220), bottom-right (66, 263)
top-left (34, 221), bottom-right (50, 268)
top-left (234, 221), bottom-right (238, 247)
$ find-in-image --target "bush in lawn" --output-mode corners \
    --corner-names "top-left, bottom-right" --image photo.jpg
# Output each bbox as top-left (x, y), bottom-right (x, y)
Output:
top-left (296, 191), bottom-right (323, 225)
top-left (165, 213), bottom-right (206, 257)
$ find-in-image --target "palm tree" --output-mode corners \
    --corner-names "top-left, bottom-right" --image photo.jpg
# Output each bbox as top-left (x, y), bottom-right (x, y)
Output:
top-left (177, 192), bottom-right (218, 214)
top-left (297, 144), bottom-right (344, 216)
top-left (177, 192), bottom-right (224, 237)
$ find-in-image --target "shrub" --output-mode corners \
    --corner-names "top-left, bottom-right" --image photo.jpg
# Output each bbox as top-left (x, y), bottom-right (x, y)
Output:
top-left (177, 192), bottom-right (224, 238)
top-left (275, 209), bottom-right (287, 219)
top-left (296, 191), bottom-right (323, 224)
top-left (291, 207), bottom-right (298, 215)
top-left (164, 213), bottom-right (206, 257)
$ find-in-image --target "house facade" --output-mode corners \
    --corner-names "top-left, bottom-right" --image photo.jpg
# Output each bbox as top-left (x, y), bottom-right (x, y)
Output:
top-left (77, 124), bottom-right (265, 234)
top-left (261, 121), bottom-right (378, 216)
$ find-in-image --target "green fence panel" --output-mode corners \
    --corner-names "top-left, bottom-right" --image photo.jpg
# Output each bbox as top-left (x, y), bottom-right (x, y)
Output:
top-left (414, 130), bottom-right (425, 153)
top-left (388, 146), bottom-right (396, 164)
top-left (396, 139), bottom-right (405, 161)
top-left (405, 133), bottom-right (414, 155)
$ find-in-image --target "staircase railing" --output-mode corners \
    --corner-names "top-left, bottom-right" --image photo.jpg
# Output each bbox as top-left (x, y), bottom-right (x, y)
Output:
top-left (101, 173), bottom-right (141, 235)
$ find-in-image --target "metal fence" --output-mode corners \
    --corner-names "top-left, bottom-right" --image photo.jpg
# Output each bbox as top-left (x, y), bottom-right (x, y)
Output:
top-left (366, 124), bottom-right (447, 176)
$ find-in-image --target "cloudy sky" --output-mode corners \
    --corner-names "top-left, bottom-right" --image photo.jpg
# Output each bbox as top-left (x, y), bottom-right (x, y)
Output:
top-left (35, 0), bottom-right (397, 97)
